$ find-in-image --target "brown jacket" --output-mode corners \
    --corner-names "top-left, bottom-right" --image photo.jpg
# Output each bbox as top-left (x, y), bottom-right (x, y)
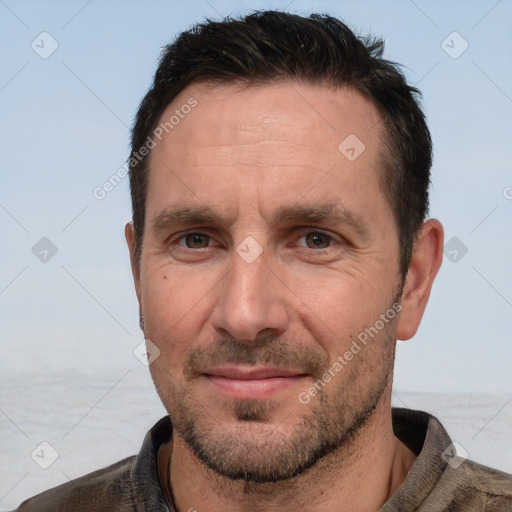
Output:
top-left (16, 408), bottom-right (512, 511)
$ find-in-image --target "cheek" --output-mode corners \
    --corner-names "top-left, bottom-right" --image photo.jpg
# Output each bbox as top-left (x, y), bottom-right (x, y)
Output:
top-left (292, 270), bottom-right (395, 355)
top-left (140, 270), bottom-right (207, 364)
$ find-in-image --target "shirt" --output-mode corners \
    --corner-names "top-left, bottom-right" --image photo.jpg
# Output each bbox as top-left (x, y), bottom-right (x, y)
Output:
top-left (15, 408), bottom-right (512, 511)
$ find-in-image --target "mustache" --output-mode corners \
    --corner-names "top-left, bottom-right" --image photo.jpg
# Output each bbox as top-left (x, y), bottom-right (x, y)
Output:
top-left (183, 333), bottom-right (329, 379)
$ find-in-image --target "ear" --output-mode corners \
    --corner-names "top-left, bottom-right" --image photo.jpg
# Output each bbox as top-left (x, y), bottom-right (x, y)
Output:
top-left (125, 222), bottom-right (142, 311)
top-left (396, 219), bottom-right (444, 340)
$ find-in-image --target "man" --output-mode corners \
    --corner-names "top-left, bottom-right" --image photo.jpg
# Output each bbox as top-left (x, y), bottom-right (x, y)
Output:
top-left (16, 10), bottom-right (512, 512)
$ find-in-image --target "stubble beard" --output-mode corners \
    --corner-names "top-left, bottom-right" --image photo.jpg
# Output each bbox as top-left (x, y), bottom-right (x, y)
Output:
top-left (151, 316), bottom-right (397, 484)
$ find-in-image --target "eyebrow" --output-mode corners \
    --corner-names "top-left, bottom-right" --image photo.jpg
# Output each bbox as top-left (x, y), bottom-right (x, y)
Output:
top-left (269, 202), bottom-right (368, 237)
top-left (152, 207), bottom-right (230, 232)
top-left (151, 202), bottom-right (369, 238)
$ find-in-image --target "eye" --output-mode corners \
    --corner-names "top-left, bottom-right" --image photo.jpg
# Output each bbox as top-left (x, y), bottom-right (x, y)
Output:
top-left (179, 233), bottom-right (211, 249)
top-left (300, 231), bottom-right (333, 249)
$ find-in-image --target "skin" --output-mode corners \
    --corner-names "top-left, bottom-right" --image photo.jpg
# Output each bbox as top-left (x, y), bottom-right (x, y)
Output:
top-left (126, 81), bottom-right (444, 511)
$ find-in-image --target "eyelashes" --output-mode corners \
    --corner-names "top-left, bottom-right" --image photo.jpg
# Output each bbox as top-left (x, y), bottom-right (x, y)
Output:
top-left (173, 230), bottom-right (336, 250)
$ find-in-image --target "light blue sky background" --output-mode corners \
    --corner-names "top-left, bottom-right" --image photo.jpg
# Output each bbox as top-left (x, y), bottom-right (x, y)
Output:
top-left (1, 2), bottom-right (512, 504)
top-left (1, 0), bottom-right (511, 394)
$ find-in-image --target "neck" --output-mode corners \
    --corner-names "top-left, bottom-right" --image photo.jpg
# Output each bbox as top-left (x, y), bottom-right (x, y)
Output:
top-left (162, 396), bottom-right (416, 512)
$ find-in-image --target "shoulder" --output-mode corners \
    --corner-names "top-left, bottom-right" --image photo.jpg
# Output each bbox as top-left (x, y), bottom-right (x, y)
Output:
top-left (454, 459), bottom-right (512, 509)
top-left (15, 456), bottom-right (137, 511)
top-left (14, 416), bottom-right (173, 512)
top-left (387, 408), bottom-right (512, 511)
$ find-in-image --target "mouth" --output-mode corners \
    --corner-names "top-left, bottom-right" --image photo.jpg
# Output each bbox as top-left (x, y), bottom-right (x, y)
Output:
top-left (203, 365), bottom-right (308, 400)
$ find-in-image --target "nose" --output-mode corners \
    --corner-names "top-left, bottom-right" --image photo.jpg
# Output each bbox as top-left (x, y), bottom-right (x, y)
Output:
top-left (210, 244), bottom-right (289, 343)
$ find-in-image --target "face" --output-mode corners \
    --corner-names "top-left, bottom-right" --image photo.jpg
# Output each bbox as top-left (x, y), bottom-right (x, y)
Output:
top-left (129, 81), bottom-right (404, 483)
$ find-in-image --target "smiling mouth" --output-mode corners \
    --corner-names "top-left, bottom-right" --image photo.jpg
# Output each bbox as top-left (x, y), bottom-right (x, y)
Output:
top-left (203, 365), bottom-right (308, 399)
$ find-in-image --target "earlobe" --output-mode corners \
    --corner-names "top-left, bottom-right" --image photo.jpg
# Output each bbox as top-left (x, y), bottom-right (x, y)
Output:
top-left (396, 219), bottom-right (444, 341)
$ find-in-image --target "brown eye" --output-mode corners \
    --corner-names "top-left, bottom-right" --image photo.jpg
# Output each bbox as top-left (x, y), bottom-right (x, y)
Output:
top-left (305, 232), bottom-right (331, 249)
top-left (183, 233), bottom-right (210, 248)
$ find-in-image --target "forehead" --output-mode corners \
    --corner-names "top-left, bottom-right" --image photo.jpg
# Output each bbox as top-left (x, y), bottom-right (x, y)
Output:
top-left (146, 81), bottom-right (390, 224)
top-left (154, 80), bottom-right (382, 159)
